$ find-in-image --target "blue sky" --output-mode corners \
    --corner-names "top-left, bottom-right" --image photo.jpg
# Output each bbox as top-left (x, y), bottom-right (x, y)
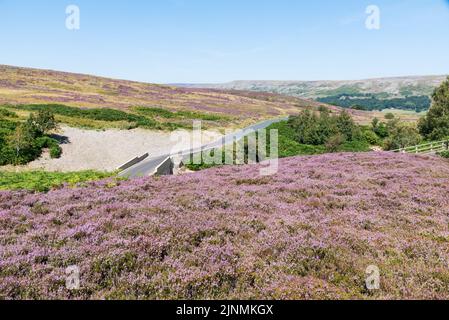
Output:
top-left (1, 0), bottom-right (449, 83)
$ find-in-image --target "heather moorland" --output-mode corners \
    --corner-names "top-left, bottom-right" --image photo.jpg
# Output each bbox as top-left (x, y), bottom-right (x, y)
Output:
top-left (1, 152), bottom-right (449, 300)
top-left (0, 65), bottom-right (416, 127)
top-left (0, 65), bottom-right (324, 126)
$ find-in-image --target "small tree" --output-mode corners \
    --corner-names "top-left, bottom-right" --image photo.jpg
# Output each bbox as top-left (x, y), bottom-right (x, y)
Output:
top-left (371, 117), bottom-right (389, 138)
top-left (325, 134), bottom-right (346, 153)
top-left (336, 111), bottom-right (356, 141)
top-left (418, 77), bottom-right (449, 140)
top-left (288, 110), bottom-right (324, 145)
top-left (27, 110), bottom-right (58, 137)
top-left (384, 119), bottom-right (422, 150)
top-left (363, 130), bottom-right (381, 145)
top-left (7, 124), bottom-right (34, 162)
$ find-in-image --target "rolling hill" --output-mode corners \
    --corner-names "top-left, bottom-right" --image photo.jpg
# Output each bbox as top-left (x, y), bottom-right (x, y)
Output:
top-left (180, 76), bottom-right (446, 99)
top-left (0, 65), bottom-right (328, 126)
top-left (180, 76), bottom-right (447, 112)
top-left (0, 65), bottom-right (422, 127)
top-left (1, 152), bottom-right (449, 299)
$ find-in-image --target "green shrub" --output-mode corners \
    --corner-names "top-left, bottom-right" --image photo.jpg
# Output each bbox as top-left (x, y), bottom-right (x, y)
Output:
top-left (288, 110), bottom-right (357, 145)
top-left (384, 113), bottom-right (395, 120)
top-left (437, 151), bottom-right (449, 158)
top-left (325, 134), bottom-right (346, 153)
top-left (362, 130), bottom-right (381, 145)
top-left (336, 111), bottom-right (357, 140)
top-left (371, 118), bottom-right (389, 138)
top-left (134, 107), bottom-right (176, 118)
top-left (13, 104), bottom-right (198, 130)
top-left (0, 118), bottom-right (18, 131)
top-left (268, 121), bottom-right (326, 157)
top-left (0, 108), bottom-right (18, 118)
top-left (5, 124), bottom-right (41, 165)
top-left (0, 170), bottom-right (117, 192)
top-left (0, 110), bottom-right (62, 165)
top-left (28, 110), bottom-right (59, 136)
top-left (340, 139), bottom-right (371, 152)
top-left (383, 120), bottom-right (422, 151)
top-left (15, 104), bottom-right (157, 127)
top-left (288, 110), bottom-right (333, 145)
top-left (134, 107), bottom-right (227, 121)
top-left (34, 136), bottom-right (62, 158)
top-left (49, 145), bottom-right (62, 159)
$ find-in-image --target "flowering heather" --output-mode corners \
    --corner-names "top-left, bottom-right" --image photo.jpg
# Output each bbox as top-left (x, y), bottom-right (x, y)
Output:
top-left (0, 65), bottom-right (320, 124)
top-left (0, 65), bottom-right (395, 125)
top-left (1, 152), bottom-right (449, 300)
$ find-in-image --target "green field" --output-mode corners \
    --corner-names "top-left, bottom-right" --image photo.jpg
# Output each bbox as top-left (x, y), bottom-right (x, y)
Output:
top-left (0, 170), bottom-right (117, 192)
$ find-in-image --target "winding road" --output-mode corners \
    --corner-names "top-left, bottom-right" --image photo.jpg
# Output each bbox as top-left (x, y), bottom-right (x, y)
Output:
top-left (119, 117), bottom-right (288, 178)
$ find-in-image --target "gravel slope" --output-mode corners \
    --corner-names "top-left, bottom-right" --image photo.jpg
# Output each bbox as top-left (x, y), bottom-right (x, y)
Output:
top-left (19, 126), bottom-right (221, 172)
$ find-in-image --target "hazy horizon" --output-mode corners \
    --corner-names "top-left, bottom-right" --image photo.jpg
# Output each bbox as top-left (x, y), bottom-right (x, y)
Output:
top-left (3, 64), bottom-right (448, 87)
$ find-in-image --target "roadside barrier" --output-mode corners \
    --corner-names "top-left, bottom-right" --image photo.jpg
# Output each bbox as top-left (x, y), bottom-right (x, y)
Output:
top-left (116, 153), bottom-right (149, 171)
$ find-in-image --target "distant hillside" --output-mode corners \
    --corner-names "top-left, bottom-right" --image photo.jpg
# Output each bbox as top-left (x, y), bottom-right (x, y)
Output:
top-left (0, 65), bottom-right (329, 126)
top-left (182, 76), bottom-right (446, 99)
top-left (1, 152), bottom-right (449, 299)
top-left (181, 75), bottom-right (447, 112)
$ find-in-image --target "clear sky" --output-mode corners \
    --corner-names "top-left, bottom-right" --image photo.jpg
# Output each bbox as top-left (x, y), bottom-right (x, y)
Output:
top-left (1, 0), bottom-right (449, 83)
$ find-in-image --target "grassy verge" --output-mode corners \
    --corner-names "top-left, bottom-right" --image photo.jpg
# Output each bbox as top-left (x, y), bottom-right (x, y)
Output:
top-left (133, 107), bottom-right (229, 121)
top-left (0, 170), bottom-right (117, 192)
top-left (437, 151), bottom-right (449, 159)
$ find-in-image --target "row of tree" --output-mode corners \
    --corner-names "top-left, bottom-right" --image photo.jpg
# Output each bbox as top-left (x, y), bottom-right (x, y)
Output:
top-left (287, 106), bottom-right (425, 152)
top-left (287, 108), bottom-right (368, 152)
top-left (317, 94), bottom-right (431, 112)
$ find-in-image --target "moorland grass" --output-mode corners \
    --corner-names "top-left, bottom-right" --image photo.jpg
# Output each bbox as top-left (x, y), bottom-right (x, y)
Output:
top-left (133, 107), bottom-right (229, 121)
top-left (6, 104), bottom-right (229, 131)
top-left (0, 170), bottom-right (117, 192)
